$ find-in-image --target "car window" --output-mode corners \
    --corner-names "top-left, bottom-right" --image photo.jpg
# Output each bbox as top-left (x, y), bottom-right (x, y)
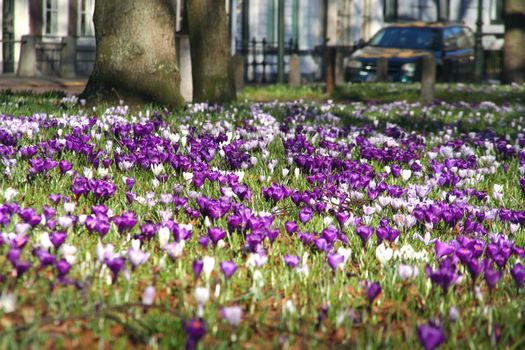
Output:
top-left (458, 27), bottom-right (474, 48)
top-left (369, 27), bottom-right (441, 50)
top-left (443, 28), bottom-right (458, 51)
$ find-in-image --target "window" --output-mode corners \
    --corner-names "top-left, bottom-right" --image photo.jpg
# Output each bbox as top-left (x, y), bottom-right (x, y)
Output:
top-left (78, 0), bottom-right (95, 36)
top-left (44, 0), bottom-right (58, 35)
top-left (490, 0), bottom-right (503, 24)
top-left (383, 0), bottom-right (398, 22)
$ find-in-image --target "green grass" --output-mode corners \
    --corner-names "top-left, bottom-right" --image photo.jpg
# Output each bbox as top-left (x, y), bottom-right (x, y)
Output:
top-left (0, 89), bottom-right (524, 349)
top-left (239, 82), bottom-right (525, 105)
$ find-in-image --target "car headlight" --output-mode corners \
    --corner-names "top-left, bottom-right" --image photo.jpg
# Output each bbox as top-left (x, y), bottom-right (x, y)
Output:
top-left (401, 63), bottom-right (416, 76)
top-left (347, 59), bottom-right (362, 69)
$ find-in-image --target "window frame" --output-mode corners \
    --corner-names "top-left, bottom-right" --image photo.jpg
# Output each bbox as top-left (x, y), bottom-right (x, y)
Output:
top-left (489, 0), bottom-right (503, 24)
top-left (43, 0), bottom-right (59, 36)
top-left (383, 0), bottom-right (398, 23)
top-left (78, 0), bottom-right (95, 37)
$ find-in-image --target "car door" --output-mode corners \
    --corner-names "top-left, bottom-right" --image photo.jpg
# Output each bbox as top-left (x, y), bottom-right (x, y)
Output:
top-left (442, 27), bottom-right (474, 82)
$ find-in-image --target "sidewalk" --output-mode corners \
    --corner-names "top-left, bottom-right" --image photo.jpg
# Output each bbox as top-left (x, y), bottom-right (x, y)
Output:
top-left (0, 74), bottom-right (87, 95)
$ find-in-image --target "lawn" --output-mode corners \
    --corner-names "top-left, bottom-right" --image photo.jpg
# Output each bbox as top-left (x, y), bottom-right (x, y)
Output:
top-left (0, 85), bottom-right (524, 349)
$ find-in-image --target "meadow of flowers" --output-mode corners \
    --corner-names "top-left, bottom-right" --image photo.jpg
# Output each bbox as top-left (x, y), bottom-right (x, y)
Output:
top-left (0, 90), bottom-right (524, 349)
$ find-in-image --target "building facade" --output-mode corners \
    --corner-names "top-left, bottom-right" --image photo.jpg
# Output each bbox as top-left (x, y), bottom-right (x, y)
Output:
top-left (1, 0), bottom-right (96, 75)
top-left (0, 0), bottom-right (505, 78)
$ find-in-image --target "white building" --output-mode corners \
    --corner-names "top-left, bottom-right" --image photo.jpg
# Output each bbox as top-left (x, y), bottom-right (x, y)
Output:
top-left (0, 0), bottom-right (505, 78)
top-left (232, 0), bottom-right (504, 81)
top-left (0, 0), bottom-right (96, 75)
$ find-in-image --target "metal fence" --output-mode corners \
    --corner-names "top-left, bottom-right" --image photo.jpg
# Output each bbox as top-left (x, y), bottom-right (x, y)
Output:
top-left (35, 39), bottom-right (62, 76)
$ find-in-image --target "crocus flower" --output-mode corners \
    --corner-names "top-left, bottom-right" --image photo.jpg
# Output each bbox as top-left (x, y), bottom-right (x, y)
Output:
top-left (128, 247), bottom-right (150, 269)
top-left (184, 318), bottom-right (206, 350)
top-left (511, 262), bottom-right (525, 289)
top-left (220, 305), bottom-right (243, 326)
top-left (284, 255), bottom-right (300, 268)
top-left (327, 253), bottom-right (344, 271)
top-left (193, 259), bottom-right (204, 279)
top-left (366, 281), bottom-right (381, 304)
top-left (202, 256), bottom-right (215, 280)
top-left (56, 259), bottom-right (71, 278)
top-left (220, 261), bottom-right (237, 279)
top-left (208, 227), bottom-right (225, 244)
top-left (435, 240), bottom-right (455, 259)
top-left (106, 256), bottom-right (125, 282)
top-left (356, 225), bottom-right (373, 247)
top-left (417, 323), bottom-right (445, 350)
top-left (484, 265), bottom-right (502, 291)
top-left (299, 207), bottom-right (314, 223)
top-left (285, 221), bottom-right (298, 235)
top-left (165, 242), bottom-right (184, 259)
top-left (142, 285), bottom-right (155, 306)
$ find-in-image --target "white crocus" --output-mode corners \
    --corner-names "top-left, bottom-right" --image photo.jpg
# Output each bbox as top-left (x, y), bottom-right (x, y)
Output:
top-left (61, 244), bottom-right (78, 264)
top-left (183, 172), bottom-right (193, 182)
top-left (38, 232), bottom-right (53, 250)
top-left (337, 247), bottom-right (352, 264)
top-left (142, 285), bottom-right (156, 306)
top-left (3, 188), bottom-right (17, 201)
top-left (151, 163), bottom-right (165, 176)
top-left (401, 169), bottom-right (412, 181)
top-left (397, 264), bottom-right (418, 280)
top-left (83, 167), bottom-right (94, 179)
top-left (194, 286), bottom-right (210, 305)
top-left (375, 243), bottom-right (393, 265)
top-left (221, 306), bottom-right (243, 326)
top-left (158, 226), bottom-right (171, 247)
top-left (202, 256), bottom-right (215, 280)
top-left (0, 292), bottom-right (16, 313)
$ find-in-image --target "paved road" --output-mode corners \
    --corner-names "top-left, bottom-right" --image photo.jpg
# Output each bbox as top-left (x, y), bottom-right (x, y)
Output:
top-left (0, 75), bottom-right (87, 95)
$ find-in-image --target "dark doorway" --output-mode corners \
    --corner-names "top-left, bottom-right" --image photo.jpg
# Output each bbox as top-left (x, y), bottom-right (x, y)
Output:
top-left (2, 0), bottom-right (15, 73)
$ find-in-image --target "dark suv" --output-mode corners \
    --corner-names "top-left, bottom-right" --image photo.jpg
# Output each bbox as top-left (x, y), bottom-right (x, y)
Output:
top-left (345, 22), bottom-right (475, 83)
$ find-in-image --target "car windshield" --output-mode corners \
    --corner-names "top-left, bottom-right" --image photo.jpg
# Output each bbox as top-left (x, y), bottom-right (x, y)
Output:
top-left (369, 27), bottom-right (441, 50)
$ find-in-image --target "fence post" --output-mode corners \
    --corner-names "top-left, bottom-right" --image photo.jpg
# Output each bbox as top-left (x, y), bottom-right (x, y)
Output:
top-left (59, 36), bottom-right (77, 78)
top-left (176, 34), bottom-right (193, 102)
top-left (251, 37), bottom-right (256, 83)
top-left (289, 54), bottom-right (301, 86)
top-left (325, 46), bottom-right (336, 94)
top-left (420, 55), bottom-right (436, 104)
top-left (376, 57), bottom-right (388, 82)
top-left (232, 53), bottom-right (245, 92)
top-left (17, 35), bottom-right (38, 77)
top-left (335, 49), bottom-right (345, 86)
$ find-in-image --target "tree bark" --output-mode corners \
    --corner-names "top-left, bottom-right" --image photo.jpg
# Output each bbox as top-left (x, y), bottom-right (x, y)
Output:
top-left (502, 0), bottom-right (525, 84)
top-left (186, 0), bottom-right (236, 103)
top-left (81, 0), bottom-right (184, 107)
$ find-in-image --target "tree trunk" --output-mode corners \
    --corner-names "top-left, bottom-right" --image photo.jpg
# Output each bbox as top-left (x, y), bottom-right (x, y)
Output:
top-left (502, 0), bottom-right (525, 84)
top-left (186, 0), bottom-right (236, 103)
top-left (81, 0), bottom-right (184, 107)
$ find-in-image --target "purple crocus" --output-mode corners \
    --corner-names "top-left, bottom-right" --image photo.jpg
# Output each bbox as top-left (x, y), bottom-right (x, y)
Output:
top-left (484, 265), bottom-right (502, 291)
top-left (298, 207), bottom-right (314, 223)
top-left (285, 221), bottom-right (298, 235)
top-left (435, 240), bottom-right (455, 259)
top-left (56, 259), bottom-right (71, 278)
top-left (128, 248), bottom-right (149, 269)
top-left (417, 323), bottom-right (445, 350)
top-left (366, 281), bottom-right (381, 304)
top-left (184, 318), bottom-right (206, 350)
top-left (106, 256), bottom-right (126, 282)
top-left (49, 231), bottom-right (67, 250)
top-left (208, 227), bottom-right (225, 244)
top-left (356, 225), bottom-right (373, 247)
top-left (327, 253), bottom-right (344, 271)
top-left (284, 255), bottom-right (300, 268)
top-left (510, 262), bottom-right (525, 289)
top-left (193, 259), bottom-right (204, 279)
top-left (220, 261), bottom-right (237, 279)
